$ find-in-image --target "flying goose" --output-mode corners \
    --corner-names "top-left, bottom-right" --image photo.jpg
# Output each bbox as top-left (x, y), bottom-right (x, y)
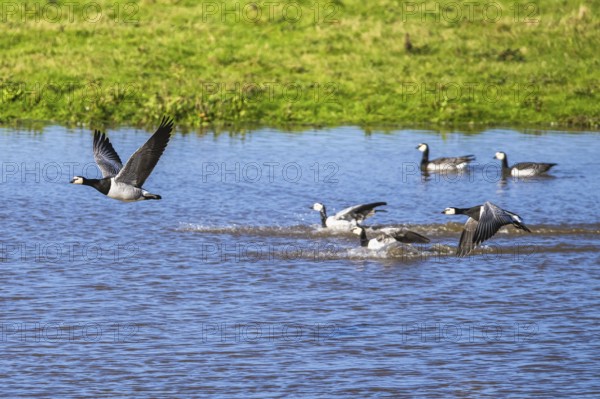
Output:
top-left (416, 143), bottom-right (475, 171)
top-left (442, 201), bottom-right (531, 257)
top-left (494, 151), bottom-right (557, 177)
top-left (70, 116), bottom-right (174, 201)
top-left (311, 202), bottom-right (387, 230)
top-left (351, 225), bottom-right (430, 250)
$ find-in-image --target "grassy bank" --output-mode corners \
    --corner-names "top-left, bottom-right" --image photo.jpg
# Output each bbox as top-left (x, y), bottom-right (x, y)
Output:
top-left (0, 0), bottom-right (598, 128)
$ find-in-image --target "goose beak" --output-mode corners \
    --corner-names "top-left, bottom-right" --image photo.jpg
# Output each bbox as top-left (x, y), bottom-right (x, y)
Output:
top-left (440, 211), bottom-right (445, 214)
top-left (69, 178), bottom-right (76, 184)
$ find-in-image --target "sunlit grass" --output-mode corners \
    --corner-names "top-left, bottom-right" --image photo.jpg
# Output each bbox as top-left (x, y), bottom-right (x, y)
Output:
top-left (0, 0), bottom-right (598, 128)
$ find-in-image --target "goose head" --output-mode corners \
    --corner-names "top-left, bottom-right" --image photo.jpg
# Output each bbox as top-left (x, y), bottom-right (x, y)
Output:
top-left (311, 203), bottom-right (325, 212)
top-left (416, 143), bottom-right (428, 152)
top-left (494, 152), bottom-right (507, 160)
top-left (70, 176), bottom-right (85, 184)
top-left (351, 226), bottom-right (364, 235)
top-left (442, 207), bottom-right (457, 215)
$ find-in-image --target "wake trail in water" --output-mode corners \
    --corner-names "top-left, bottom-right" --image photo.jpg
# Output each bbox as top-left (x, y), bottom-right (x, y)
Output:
top-left (177, 222), bottom-right (600, 238)
top-left (177, 222), bottom-right (600, 261)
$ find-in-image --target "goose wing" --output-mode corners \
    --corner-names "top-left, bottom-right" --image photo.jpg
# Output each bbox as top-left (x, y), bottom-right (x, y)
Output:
top-left (430, 155), bottom-right (476, 166)
top-left (334, 202), bottom-right (387, 221)
top-left (472, 202), bottom-right (520, 246)
top-left (457, 217), bottom-right (478, 257)
top-left (386, 229), bottom-right (430, 244)
top-left (512, 162), bottom-right (557, 174)
top-left (93, 131), bottom-right (123, 178)
top-left (115, 116), bottom-right (174, 187)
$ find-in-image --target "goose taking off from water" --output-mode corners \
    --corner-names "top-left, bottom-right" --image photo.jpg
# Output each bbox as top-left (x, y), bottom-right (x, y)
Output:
top-left (70, 116), bottom-right (174, 202)
top-left (494, 151), bottom-right (557, 177)
top-left (442, 201), bottom-right (531, 257)
top-left (416, 143), bottom-right (475, 171)
top-left (352, 225), bottom-right (430, 250)
top-left (311, 202), bottom-right (387, 230)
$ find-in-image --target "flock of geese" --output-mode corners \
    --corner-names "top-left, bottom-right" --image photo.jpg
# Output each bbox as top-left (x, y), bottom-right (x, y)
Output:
top-left (70, 117), bottom-right (557, 257)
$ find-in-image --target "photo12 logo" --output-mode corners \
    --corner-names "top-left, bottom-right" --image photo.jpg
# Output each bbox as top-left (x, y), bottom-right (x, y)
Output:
top-left (401, 321), bottom-right (539, 343)
top-left (0, 2), bottom-right (139, 24)
top-left (397, 2), bottom-right (540, 24)
top-left (200, 82), bottom-right (339, 104)
top-left (201, 161), bottom-right (339, 183)
top-left (200, 2), bottom-right (340, 25)
top-left (0, 81), bottom-right (139, 107)
top-left (1, 161), bottom-right (102, 184)
top-left (199, 322), bottom-right (338, 343)
top-left (0, 242), bottom-right (139, 263)
top-left (399, 81), bottom-right (539, 104)
top-left (199, 241), bottom-right (342, 263)
top-left (0, 322), bottom-right (139, 343)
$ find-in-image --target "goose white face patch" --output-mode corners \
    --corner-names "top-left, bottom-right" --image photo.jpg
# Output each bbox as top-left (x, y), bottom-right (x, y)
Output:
top-left (71, 176), bottom-right (84, 184)
top-left (495, 152), bottom-right (506, 160)
top-left (417, 144), bottom-right (427, 152)
top-left (443, 208), bottom-right (456, 215)
top-left (351, 227), bottom-right (363, 235)
top-left (312, 203), bottom-right (324, 211)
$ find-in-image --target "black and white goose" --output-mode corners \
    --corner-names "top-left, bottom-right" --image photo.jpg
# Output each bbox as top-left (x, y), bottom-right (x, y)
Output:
top-left (311, 202), bottom-right (387, 230)
top-left (70, 116), bottom-right (174, 201)
top-left (416, 143), bottom-right (475, 171)
top-left (442, 201), bottom-right (532, 257)
top-left (494, 151), bottom-right (557, 177)
top-left (351, 225), bottom-right (430, 250)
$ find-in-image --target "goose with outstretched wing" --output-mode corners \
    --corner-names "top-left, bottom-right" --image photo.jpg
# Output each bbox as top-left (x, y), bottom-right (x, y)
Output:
top-left (71, 116), bottom-right (174, 201)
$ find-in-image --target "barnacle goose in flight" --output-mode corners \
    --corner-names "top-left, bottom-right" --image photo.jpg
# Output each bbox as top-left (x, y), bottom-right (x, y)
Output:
top-left (70, 116), bottom-right (174, 202)
top-left (442, 201), bottom-right (531, 257)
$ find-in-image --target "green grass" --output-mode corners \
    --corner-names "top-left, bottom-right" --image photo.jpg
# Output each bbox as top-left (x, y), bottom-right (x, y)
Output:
top-left (0, 0), bottom-right (599, 129)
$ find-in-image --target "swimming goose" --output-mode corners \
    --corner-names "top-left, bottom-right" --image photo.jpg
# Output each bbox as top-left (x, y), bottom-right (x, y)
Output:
top-left (494, 151), bottom-right (557, 177)
top-left (70, 116), bottom-right (174, 201)
top-left (352, 225), bottom-right (430, 250)
top-left (416, 143), bottom-right (475, 171)
top-left (311, 202), bottom-right (386, 230)
top-left (442, 201), bottom-right (531, 257)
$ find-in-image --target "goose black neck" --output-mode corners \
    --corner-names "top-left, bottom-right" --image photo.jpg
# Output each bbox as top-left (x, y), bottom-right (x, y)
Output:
top-left (465, 206), bottom-right (483, 219)
top-left (500, 156), bottom-right (509, 170)
top-left (453, 207), bottom-right (472, 215)
top-left (358, 228), bottom-right (368, 247)
top-left (83, 177), bottom-right (110, 195)
top-left (420, 148), bottom-right (429, 167)
top-left (320, 207), bottom-right (327, 228)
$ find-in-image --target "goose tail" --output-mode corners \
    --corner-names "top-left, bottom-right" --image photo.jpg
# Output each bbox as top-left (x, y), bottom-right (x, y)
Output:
top-left (143, 192), bottom-right (162, 200)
